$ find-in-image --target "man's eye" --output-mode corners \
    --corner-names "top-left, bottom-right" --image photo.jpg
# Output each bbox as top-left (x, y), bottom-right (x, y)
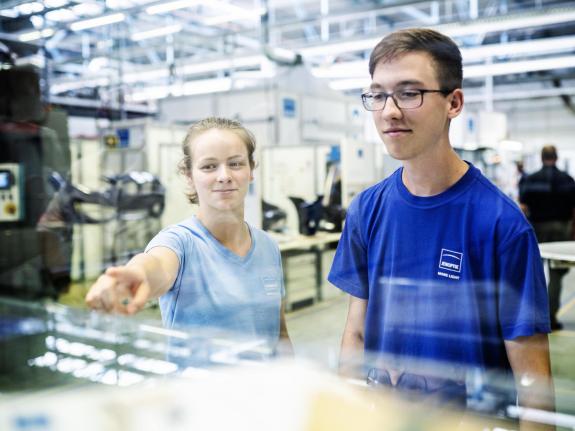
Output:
top-left (372, 93), bottom-right (385, 101)
top-left (398, 91), bottom-right (419, 99)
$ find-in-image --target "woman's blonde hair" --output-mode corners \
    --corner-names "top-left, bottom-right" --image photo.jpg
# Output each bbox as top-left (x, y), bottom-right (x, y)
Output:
top-left (178, 117), bottom-right (257, 205)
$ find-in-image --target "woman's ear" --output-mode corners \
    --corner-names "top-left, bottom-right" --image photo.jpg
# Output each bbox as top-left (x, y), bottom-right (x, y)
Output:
top-left (186, 175), bottom-right (195, 192)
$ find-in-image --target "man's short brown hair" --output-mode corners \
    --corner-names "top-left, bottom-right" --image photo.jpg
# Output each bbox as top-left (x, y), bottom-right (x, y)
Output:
top-left (541, 145), bottom-right (558, 163)
top-left (368, 28), bottom-right (463, 91)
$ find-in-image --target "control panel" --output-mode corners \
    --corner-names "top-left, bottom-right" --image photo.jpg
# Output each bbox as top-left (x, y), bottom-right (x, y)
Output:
top-left (0, 163), bottom-right (24, 222)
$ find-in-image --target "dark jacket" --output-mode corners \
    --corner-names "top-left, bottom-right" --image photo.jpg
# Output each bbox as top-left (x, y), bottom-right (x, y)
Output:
top-left (520, 165), bottom-right (575, 223)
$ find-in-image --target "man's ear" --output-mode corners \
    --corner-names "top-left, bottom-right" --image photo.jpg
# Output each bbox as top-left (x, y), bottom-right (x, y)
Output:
top-left (447, 88), bottom-right (464, 119)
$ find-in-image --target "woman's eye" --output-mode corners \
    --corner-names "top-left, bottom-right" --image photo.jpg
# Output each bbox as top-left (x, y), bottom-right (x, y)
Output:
top-left (200, 164), bottom-right (216, 170)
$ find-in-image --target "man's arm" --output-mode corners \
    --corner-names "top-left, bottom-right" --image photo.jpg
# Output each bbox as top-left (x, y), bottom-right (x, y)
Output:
top-left (339, 295), bottom-right (367, 378)
top-left (505, 333), bottom-right (555, 430)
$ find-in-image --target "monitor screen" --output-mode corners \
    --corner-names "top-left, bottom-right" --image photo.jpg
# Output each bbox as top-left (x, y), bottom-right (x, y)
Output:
top-left (0, 170), bottom-right (12, 190)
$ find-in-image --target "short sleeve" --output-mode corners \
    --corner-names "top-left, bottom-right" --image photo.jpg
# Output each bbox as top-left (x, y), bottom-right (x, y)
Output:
top-left (276, 242), bottom-right (286, 298)
top-left (498, 228), bottom-right (551, 339)
top-left (144, 226), bottom-right (189, 293)
top-left (327, 197), bottom-right (369, 299)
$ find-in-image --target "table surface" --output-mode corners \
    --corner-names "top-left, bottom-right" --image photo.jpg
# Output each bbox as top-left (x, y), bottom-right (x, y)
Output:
top-left (269, 231), bottom-right (341, 252)
top-left (538, 241), bottom-right (575, 262)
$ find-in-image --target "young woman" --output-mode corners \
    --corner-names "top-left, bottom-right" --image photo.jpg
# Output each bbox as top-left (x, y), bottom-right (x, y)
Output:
top-left (86, 117), bottom-right (291, 351)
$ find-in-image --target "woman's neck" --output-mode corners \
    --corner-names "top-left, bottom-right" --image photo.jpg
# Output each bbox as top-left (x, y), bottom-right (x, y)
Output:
top-left (197, 210), bottom-right (251, 256)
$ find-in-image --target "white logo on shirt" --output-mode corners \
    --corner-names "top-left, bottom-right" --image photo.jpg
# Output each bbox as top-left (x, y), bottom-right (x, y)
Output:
top-left (437, 249), bottom-right (463, 280)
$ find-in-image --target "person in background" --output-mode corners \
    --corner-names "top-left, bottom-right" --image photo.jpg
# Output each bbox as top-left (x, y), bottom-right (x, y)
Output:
top-left (328, 28), bottom-right (554, 423)
top-left (86, 117), bottom-right (292, 354)
top-left (520, 144), bottom-right (575, 331)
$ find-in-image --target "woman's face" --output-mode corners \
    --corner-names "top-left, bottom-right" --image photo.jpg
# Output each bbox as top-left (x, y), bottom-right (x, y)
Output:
top-left (189, 129), bottom-right (253, 214)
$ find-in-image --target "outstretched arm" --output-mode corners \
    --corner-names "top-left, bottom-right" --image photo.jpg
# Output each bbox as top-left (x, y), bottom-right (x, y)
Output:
top-left (85, 246), bottom-right (179, 315)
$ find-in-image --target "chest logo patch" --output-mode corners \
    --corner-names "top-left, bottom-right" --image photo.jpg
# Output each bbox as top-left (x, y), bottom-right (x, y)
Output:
top-left (437, 249), bottom-right (463, 280)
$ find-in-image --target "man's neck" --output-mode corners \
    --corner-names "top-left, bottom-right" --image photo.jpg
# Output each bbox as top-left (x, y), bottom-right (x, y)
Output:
top-left (401, 149), bottom-right (469, 197)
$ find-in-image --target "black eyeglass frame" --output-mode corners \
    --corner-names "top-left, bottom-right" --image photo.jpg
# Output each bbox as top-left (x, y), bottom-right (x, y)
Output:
top-left (360, 88), bottom-right (454, 111)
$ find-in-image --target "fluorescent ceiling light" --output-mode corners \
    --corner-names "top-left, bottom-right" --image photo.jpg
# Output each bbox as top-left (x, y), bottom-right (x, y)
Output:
top-left (16, 2), bottom-right (44, 15)
top-left (51, 77), bottom-right (111, 94)
top-left (312, 60), bottom-right (367, 79)
top-left (45, 9), bottom-right (76, 22)
top-left (313, 35), bottom-right (575, 79)
top-left (329, 78), bottom-right (370, 91)
top-left (461, 35), bottom-right (575, 62)
top-left (123, 68), bottom-right (169, 83)
top-left (45, 0), bottom-right (69, 7)
top-left (328, 55), bottom-right (575, 90)
top-left (88, 57), bottom-right (110, 72)
top-left (207, 0), bottom-right (249, 14)
top-left (465, 86), bottom-right (575, 103)
top-left (440, 9), bottom-right (575, 38)
top-left (107, 0), bottom-right (155, 8)
top-left (50, 55), bottom-right (265, 95)
top-left (300, 38), bottom-right (380, 58)
top-left (71, 3), bottom-right (104, 16)
top-left (15, 53), bottom-right (45, 68)
top-left (180, 77), bottom-right (231, 95)
top-left (70, 13), bottom-right (125, 31)
top-left (0, 9), bottom-right (18, 18)
top-left (19, 28), bottom-right (55, 42)
top-left (30, 15), bottom-right (45, 28)
top-left (131, 24), bottom-right (182, 41)
top-left (145, 0), bottom-right (201, 15)
top-left (202, 10), bottom-right (264, 25)
top-left (300, 8), bottom-right (575, 59)
top-left (464, 55), bottom-right (575, 78)
top-left (129, 77), bottom-right (231, 102)
top-left (178, 55), bottom-right (264, 75)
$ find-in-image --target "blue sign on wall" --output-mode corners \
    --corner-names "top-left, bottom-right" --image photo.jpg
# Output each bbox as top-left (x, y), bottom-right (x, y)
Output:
top-left (282, 98), bottom-right (296, 118)
top-left (117, 128), bottom-right (130, 148)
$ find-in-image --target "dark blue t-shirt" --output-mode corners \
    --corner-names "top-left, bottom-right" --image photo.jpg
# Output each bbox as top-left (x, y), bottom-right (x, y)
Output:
top-left (328, 164), bottom-right (550, 372)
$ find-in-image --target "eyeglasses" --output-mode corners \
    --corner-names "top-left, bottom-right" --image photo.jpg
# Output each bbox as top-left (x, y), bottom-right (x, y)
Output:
top-left (366, 368), bottom-right (466, 406)
top-left (361, 88), bottom-right (453, 111)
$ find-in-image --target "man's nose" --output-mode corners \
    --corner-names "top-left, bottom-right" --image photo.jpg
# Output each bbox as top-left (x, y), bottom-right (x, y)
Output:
top-left (378, 96), bottom-right (403, 119)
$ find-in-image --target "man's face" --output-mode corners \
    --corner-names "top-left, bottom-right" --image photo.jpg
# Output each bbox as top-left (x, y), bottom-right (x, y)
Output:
top-left (370, 51), bottom-right (460, 162)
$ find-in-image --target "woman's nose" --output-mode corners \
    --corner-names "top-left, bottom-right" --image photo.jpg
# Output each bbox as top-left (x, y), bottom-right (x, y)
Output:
top-left (216, 165), bottom-right (231, 181)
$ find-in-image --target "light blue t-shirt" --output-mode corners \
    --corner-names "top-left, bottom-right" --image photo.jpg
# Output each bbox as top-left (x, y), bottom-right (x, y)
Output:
top-left (145, 216), bottom-right (284, 344)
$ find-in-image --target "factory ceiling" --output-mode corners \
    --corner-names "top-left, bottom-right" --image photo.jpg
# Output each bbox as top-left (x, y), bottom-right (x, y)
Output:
top-left (0, 0), bottom-right (574, 114)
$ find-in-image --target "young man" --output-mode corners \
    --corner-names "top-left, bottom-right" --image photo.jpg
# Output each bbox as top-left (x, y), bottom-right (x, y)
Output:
top-left (328, 28), bottom-right (554, 419)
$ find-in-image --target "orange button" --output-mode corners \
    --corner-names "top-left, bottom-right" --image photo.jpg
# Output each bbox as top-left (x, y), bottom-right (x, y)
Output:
top-left (4, 202), bottom-right (16, 215)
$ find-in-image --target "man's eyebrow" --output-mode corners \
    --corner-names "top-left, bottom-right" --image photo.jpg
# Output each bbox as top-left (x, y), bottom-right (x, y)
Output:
top-left (369, 80), bottom-right (425, 91)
